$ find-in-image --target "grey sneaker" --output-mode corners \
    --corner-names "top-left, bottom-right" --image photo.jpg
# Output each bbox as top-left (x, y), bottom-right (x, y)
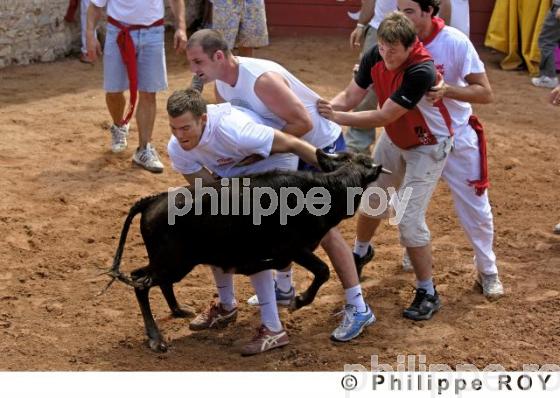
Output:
top-left (476, 272), bottom-right (504, 299)
top-left (132, 143), bottom-right (164, 173)
top-left (531, 76), bottom-right (559, 88)
top-left (402, 248), bottom-right (413, 272)
top-left (330, 304), bottom-right (376, 342)
top-left (109, 123), bottom-right (129, 153)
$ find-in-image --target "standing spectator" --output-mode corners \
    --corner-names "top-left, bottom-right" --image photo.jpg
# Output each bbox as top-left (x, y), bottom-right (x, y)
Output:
top-left (80, 0), bottom-right (97, 63)
top-left (550, 84), bottom-right (560, 235)
top-left (532, 0), bottom-right (560, 88)
top-left (86, 0), bottom-right (187, 173)
top-left (190, 0), bottom-right (269, 92)
top-left (346, 0), bottom-right (397, 155)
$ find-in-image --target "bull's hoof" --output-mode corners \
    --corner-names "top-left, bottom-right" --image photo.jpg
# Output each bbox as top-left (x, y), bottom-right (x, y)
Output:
top-left (171, 307), bottom-right (195, 318)
top-left (288, 295), bottom-right (305, 312)
top-left (148, 339), bottom-right (168, 353)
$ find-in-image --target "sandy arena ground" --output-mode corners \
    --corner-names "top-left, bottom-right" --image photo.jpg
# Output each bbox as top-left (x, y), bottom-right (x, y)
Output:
top-left (1, 33), bottom-right (559, 371)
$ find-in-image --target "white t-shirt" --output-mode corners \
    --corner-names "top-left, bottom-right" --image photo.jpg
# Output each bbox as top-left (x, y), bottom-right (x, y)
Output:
top-left (450, 0), bottom-right (470, 37)
top-left (167, 103), bottom-right (298, 178)
top-left (424, 26), bottom-right (485, 130)
top-left (90, 0), bottom-right (164, 25)
top-left (370, 0), bottom-right (397, 29)
top-left (215, 57), bottom-right (341, 149)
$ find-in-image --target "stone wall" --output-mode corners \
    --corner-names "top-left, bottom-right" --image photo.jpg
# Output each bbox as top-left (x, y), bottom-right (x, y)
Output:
top-left (0, 0), bottom-right (81, 68)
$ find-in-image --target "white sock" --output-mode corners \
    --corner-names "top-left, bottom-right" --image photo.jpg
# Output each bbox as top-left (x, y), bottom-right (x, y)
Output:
top-left (345, 284), bottom-right (367, 313)
top-left (210, 266), bottom-right (236, 311)
top-left (275, 268), bottom-right (293, 292)
top-left (353, 239), bottom-right (371, 257)
top-left (416, 278), bottom-right (435, 296)
top-left (250, 270), bottom-right (283, 332)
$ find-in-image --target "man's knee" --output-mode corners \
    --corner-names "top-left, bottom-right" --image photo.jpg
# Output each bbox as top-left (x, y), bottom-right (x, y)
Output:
top-left (399, 221), bottom-right (431, 247)
top-left (139, 92), bottom-right (157, 101)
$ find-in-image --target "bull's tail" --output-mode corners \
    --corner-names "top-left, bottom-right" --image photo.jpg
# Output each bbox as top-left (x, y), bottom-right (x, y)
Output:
top-left (98, 194), bottom-right (161, 295)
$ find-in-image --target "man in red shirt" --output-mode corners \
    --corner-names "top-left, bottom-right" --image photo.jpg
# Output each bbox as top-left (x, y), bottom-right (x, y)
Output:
top-left (318, 11), bottom-right (452, 321)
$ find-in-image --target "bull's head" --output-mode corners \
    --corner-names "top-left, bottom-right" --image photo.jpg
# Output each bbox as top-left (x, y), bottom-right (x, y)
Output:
top-left (316, 149), bottom-right (391, 185)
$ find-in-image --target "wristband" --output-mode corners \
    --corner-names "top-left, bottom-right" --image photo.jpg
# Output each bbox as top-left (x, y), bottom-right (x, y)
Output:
top-left (356, 23), bottom-right (366, 29)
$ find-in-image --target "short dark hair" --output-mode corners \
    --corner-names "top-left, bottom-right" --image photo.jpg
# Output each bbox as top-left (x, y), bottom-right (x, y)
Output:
top-left (411, 0), bottom-right (441, 17)
top-left (187, 29), bottom-right (231, 58)
top-left (167, 89), bottom-right (207, 118)
top-left (377, 11), bottom-right (417, 49)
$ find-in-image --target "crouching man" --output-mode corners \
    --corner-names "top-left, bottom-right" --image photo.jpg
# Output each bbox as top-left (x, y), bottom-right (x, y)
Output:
top-left (166, 88), bottom-right (318, 355)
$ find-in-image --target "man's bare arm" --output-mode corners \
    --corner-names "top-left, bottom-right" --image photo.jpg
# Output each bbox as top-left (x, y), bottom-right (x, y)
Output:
top-left (318, 97), bottom-right (408, 129)
top-left (254, 72), bottom-right (313, 137)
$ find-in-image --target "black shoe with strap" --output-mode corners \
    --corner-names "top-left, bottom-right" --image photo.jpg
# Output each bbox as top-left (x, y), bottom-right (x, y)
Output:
top-left (353, 245), bottom-right (375, 279)
top-left (402, 288), bottom-right (441, 321)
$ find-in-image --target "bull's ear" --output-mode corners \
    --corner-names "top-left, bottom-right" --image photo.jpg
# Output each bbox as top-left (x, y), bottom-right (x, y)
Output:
top-left (316, 148), bottom-right (341, 172)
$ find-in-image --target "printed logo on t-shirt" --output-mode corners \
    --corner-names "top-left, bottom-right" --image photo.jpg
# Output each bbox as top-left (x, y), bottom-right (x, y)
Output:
top-left (400, 95), bottom-right (412, 104)
top-left (217, 157), bottom-right (235, 165)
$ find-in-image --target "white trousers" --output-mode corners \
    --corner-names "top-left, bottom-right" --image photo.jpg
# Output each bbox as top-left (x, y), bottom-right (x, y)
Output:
top-left (441, 122), bottom-right (498, 275)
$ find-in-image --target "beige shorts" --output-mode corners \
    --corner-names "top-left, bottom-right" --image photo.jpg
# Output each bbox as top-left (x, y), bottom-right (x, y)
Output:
top-left (210, 0), bottom-right (269, 49)
top-left (359, 132), bottom-right (452, 247)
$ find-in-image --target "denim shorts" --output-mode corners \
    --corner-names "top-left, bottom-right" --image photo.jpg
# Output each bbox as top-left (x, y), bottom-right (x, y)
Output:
top-left (103, 23), bottom-right (168, 93)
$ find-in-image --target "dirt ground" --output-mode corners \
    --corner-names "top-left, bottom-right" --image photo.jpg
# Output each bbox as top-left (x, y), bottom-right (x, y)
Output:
top-left (1, 33), bottom-right (559, 371)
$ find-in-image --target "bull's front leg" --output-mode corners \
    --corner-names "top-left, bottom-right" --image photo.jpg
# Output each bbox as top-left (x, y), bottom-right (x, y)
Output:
top-left (290, 250), bottom-right (330, 310)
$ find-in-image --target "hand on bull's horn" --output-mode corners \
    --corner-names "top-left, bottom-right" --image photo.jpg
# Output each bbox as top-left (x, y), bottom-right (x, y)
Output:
top-left (317, 98), bottom-right (337, 122)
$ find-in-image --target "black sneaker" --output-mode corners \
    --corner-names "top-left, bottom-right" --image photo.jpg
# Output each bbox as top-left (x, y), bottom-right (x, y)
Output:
top-left (402, 288), bottom-right (441, 321)
top-left (353, 245), bottom-right (375, 279)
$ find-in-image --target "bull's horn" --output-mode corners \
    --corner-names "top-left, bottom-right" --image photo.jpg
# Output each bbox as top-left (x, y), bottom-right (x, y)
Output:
top-left (381, 167), bottom-right (392, 175)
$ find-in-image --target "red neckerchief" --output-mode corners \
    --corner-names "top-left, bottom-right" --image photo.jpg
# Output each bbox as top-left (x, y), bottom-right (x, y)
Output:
top-left (107, 16), bottom-right (165, 126)
top-left (422, 17), bottom-right (446, 46)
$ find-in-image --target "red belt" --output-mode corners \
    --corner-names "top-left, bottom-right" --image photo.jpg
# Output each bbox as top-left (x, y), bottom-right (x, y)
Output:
top-left (467, 115), bottom-right (490, 196)
top-left (108, 16), bottom-right (165, 126)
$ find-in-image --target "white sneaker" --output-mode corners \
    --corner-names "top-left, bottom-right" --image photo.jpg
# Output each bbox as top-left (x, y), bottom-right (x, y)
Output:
top-left (132, 143), bottom-right (164, 173)
top-left (476, 272), bottom-right (504, 299)
top-left (109, 124), bottom-right (129, 153)
top-left (531, 76), bottom-right (559, 88)
top-left (402, 248), bottom-right (413, 272)
top-left (554, 223), bottom-right (560, 235)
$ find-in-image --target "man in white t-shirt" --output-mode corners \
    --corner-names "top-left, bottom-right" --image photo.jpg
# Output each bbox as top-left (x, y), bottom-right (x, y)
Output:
top-left (357, 0), bottom-right (503, 298)
top-left (166, 88), bottom-right (319, 355)
top-left (185, 29), bottom-right (375, 343)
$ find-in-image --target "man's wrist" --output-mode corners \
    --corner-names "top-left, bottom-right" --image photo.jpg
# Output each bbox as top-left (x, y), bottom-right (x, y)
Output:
top-left (356, 23), bottom-right (366, 29)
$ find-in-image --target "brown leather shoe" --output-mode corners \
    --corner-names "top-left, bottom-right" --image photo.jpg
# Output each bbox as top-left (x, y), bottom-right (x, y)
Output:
top-left (241, 325), bottom-right (289, 356)
top-left (189, 300), bottom-right (237, 331)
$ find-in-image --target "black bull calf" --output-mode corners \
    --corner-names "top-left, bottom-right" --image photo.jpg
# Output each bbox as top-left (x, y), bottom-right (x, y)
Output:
top-left (106, 149), bottom-right (387, 352)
